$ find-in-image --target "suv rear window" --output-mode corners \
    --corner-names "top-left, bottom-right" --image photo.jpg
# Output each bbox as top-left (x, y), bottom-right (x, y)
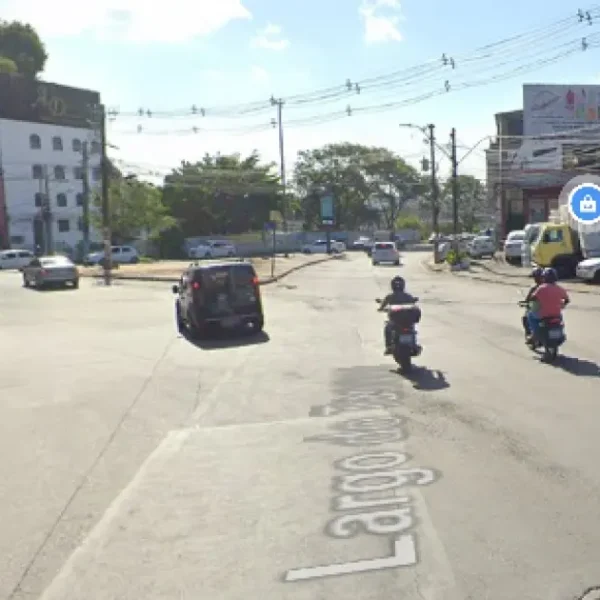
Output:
top-left (375, 243), bottom-right (394, 249)
top-left (194, 264), bottom-right (257, 290)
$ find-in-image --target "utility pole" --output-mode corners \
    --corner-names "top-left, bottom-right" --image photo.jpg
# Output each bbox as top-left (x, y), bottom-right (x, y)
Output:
top-left (98, 104), bottom-right (112, 285)
top-left (450, 127), bottom-right (459, 239)
top-left (43, 165), bottom-right (53, 255)
top-left (81, 142), bottom-right (91, 258)
top-left (427, 124), bottom-right (440, 263)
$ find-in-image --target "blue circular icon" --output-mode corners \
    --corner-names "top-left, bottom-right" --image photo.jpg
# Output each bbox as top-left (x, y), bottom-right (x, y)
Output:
top-left (567, 183), bottom-right (600, 225)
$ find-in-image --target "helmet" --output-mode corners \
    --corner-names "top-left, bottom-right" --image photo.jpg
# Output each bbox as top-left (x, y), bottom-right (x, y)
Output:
top-left (391, 276), bottom-right (405, 292)
top-left (543, 267), bottom-right (558, 284)
top-left (531, 267), bottom-right (544, 283)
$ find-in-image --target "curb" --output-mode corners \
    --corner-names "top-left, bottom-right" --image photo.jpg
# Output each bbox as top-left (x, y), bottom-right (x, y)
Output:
top-left (422, 259), bottom-right (600, 295)
top-left (79, 253), bottom-right (341, 285)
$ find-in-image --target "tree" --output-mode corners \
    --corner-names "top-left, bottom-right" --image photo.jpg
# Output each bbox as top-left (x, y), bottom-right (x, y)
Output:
top-left (92, 178), bottom-right (175, 243)
top-left (161, 151), bottom-right (282, 237)
top-left (441, 174), bottom-right (487, 232)
top-left (293, 143), bottom-right (423, 231)
top-left (0, 21), bottom-right (48, 77)
top-left (0, 56), bottom-right (17, 74)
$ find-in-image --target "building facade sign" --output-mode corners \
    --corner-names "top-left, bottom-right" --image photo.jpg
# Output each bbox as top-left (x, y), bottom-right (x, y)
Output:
top-left (0, 73), bottom-right (101, 129)
top-left (523, 84), bottom-right (600, 137)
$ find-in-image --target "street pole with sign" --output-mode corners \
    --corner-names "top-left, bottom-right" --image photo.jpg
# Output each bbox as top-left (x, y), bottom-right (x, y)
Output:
top-left (320, 191), bottom-right (334, 253)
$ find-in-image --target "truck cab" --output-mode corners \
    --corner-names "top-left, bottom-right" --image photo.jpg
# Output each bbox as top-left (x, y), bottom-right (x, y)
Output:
top-left (530, 222), bottom-right (579, 277)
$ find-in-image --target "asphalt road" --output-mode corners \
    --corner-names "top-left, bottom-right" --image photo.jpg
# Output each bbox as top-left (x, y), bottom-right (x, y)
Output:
top-left (2, 253), bottom-right (600, 600)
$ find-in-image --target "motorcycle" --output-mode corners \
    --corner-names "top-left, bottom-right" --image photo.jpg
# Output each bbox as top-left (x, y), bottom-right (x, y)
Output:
top-left (518, 300), bottom-right (566, 362)
top-left (376, 299), bottom-right (422, 372)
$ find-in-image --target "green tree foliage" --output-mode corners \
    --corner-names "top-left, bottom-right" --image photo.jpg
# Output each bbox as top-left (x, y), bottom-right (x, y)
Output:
top-left (0, 56), bottom-right (17, 73)
top-left (441, 174), bottom-right (487, 232)
top-left (92, 178), bottom-right (175, 243)
top-left (293, 143), bottom-right (423, 230)
top-left (161, 151), bottom-right (282, 237)
top-left (0, 21), bottom-right (47, 77)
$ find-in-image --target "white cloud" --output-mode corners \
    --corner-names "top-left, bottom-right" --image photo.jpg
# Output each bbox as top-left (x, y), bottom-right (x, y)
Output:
top-left (0, 0), bottom-right (252, 42)
top-left (250, 65), bottom-right (269, 83)
top-left (251, 23), bottom-right (290, 51)
top-left (360, 0), bottom-right (403, 44)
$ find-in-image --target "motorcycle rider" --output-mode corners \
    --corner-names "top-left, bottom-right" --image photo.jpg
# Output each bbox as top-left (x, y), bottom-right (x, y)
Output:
top-left (527, 267), bottom-right (570, 342)
top-left (378, 276), bottom-right (419, 355)
top-left (522, 267), bottom-right (544, 336)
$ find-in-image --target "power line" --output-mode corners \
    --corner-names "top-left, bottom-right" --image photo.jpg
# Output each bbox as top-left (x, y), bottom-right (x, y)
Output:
top-left (104, 7), bottom-right (599, 121)
top-left (105, 35), bottom-right (600, 138)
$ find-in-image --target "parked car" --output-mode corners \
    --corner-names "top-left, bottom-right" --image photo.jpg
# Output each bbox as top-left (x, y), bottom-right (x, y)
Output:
top-left (503, 230), bottom-right (525, 264)
top-left (22, 255), bottom-right (79, 289)
top-left (371, 241), bottom-right (400, 265)
top-left (301, 239), bottom-right (346, 254)
top-left (189, 240), bottom-right (237, 259)
top-left (172, 261), bottom-right (264, 336)
top-left (351, 236), bottom-right (373, 251)
top-left (576, 257), bottom-right (600, 283)
top-left (84, 245), bottom-right (139, 266)
top-left (467, 236), bottom-right (496, 259)
top-left (0, 249), bottom-right (34, 270)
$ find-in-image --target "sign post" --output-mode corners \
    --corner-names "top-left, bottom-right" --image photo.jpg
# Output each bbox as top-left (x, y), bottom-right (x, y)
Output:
top-left (320, 192), bottom-right (334, 254)
top-left (265, 220), bottom-right (276, 278)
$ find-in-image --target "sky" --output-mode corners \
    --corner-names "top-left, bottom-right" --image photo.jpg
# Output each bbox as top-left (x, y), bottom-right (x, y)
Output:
top-left (2, 0), bottom-right (600, 185)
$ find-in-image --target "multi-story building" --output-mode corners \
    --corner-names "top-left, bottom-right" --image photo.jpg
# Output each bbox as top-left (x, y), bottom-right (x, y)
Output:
top-left (0, 73), bottom-right (103, 256)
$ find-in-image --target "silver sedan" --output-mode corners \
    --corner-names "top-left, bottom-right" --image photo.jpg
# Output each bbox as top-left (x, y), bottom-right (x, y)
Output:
top-left (22, 255), bottom-right (80, 289)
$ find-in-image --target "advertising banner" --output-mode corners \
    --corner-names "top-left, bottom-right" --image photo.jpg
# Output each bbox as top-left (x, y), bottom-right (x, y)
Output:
top-left (523, 84), bottom-right (600, 137)
top-left (320, 194), bottom-right (334, 225)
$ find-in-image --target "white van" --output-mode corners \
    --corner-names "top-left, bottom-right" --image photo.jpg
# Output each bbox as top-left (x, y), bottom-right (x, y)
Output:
top-left (0, 249), bottom-right (35, 270)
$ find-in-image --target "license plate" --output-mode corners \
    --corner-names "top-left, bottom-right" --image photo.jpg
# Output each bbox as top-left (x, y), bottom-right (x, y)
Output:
top-left (222, 316), bottom-right (241, 328)
top-left (399, 334), bottom-right (414, 344)
top-left (548, 329), bottom-right (563, 340)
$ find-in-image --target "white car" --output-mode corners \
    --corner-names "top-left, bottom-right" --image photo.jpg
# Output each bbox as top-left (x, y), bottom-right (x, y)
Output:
top-left (503, 230), bottom-right (525, 264)
top-left (302, 239), bottom-right (345, 254)
top-left (576, 257), bottom-right (600, 283)
top-left (0, 249), bottom-right (35, 270)
top-left (85, 245), bottom-right (139, 266)
top-left (371, 241), bottom-right (400, 265)
top-left (190, 240), bottom-right (237, 259)
top-left (468, 236), bottom-right (496, 259)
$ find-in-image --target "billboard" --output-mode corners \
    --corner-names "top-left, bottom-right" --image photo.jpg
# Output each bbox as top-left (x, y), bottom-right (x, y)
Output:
top-left (0, 73), bottom-right (100, 128)
top-left (523, 84), bottom-right (600, 137)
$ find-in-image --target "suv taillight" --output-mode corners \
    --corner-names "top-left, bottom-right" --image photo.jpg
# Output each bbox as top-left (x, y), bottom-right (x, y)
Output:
top-left (251, 276), bottom-right (258, 286)
top-left (192, 281), bottom-right (200, 290)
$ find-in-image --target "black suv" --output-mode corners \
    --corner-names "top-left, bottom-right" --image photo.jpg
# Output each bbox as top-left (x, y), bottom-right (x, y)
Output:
top-left (172, 261), bottom-right (264, 336)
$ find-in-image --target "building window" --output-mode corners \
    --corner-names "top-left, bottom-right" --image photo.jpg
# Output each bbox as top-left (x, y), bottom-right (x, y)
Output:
top-left (32, 164), bottom-right (43, 179)
top-left (57, 219), bottom-right (70, 233)
top-left (76, 193), bottom-right (84, 206)
top-left (77, 217), bottom-right (84, 231)
top-left (34, 192), bottom-right (43, 207)
top-left (90, 140), bottom-right (101, 154)
top-left (10, 235), bottom-right (24, 245)
top-left (74, 166), bottom-right (83, 180)
top-left (54, 166), bottom-right (66, 180)
top-left (72, 138), bottom-right (82, 152)
top-left (29, 134), bottom-right (41, 149)
top-left (92, 167), bottom-right (102, 181)
top-left (52, 136), bottom-right (63, 151)
top-left (56, 193), bottom-right (67, 207)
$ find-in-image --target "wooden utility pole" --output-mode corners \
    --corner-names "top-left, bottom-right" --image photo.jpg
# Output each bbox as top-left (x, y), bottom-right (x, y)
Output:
top-left (427, 124), bottom-right (440, 262)
top-left (98, 104), bottom-right (112, 285)
top-left (43, 165), bottom-right (53, 254)
top-left (81, 141), bottom-right (91, 258)
top-left (450, 127), bottom-right (459, 243)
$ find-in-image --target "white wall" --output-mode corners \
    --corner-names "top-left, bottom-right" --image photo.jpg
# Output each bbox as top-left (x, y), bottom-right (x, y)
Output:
top-left (0, 119), bottom-right (103, 251)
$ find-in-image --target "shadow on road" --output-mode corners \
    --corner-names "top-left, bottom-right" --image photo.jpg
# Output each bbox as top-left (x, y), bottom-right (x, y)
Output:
top-left (181, 329), bottom-right (270, 351)
top-left (554, 355), bottom-right (600, 377)
top-left (406, 366), bottom-right (450, 391)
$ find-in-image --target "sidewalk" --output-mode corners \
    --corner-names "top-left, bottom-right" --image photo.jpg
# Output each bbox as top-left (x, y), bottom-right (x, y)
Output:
top-left (78, 253), bottom-right (342, 285)
top-left (425, 258), bottom-right (600, 295)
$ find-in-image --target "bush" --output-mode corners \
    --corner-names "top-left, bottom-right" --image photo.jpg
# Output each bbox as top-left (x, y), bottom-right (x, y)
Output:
top-left (446, 249), bottom-right (468, 266)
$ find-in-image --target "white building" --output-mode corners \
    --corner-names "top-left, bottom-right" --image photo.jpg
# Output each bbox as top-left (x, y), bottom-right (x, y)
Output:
top-left (0, 119), bottom-right (103, 255)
